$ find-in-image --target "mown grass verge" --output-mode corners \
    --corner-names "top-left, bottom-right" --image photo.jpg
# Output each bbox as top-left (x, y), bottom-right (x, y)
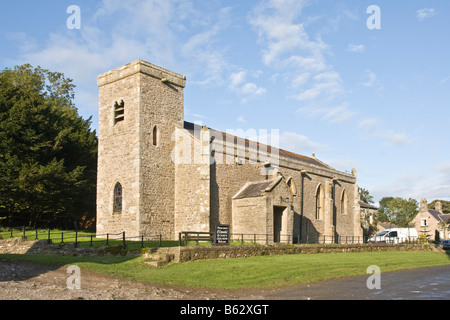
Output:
top-left (2, 250), bottom-right (449, 290)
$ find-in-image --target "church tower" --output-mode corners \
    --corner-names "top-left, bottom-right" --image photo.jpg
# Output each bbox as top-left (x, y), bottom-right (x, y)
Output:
top-left (96, 60), bottom-right (186, 239)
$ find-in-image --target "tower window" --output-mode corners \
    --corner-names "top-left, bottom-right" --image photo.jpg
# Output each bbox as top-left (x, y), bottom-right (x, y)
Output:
top-left (113, 182), bottom-right (123, 213)
top-left (153, 125), bottom-right (158, 146)
top-left (114, 100), bottom-right (124, 124)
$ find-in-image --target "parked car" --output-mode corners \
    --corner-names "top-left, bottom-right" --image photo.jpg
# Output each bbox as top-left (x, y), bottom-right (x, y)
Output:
top-left (368, 228), bottom-right (418, 243)
top-left (441, 239), bottom-right (450, 250)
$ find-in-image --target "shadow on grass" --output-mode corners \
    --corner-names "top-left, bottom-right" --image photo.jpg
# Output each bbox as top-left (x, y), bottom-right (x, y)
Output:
top-left (0, 238), bottom-right (141, 283)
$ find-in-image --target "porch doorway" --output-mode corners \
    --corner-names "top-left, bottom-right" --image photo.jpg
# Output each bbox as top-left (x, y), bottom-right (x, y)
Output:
top-left (273, 206), bottom-right (285, 243)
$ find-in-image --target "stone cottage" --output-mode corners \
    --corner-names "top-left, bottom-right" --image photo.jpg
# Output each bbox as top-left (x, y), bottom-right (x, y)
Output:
top-left (411, 199), bottom-right (450, 241)
top-left (96, 59), bottom-right (364, 243)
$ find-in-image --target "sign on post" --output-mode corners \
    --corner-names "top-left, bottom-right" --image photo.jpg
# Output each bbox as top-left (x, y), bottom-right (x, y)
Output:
top-left (215, 224), bottom-right (230, 245)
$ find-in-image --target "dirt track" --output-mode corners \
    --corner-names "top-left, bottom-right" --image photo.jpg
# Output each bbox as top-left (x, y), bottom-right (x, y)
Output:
top-left (0, 258), bottom-right (267, 300)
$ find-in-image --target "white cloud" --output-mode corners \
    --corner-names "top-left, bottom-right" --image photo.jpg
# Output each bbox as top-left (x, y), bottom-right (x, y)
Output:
top-left (228, 70), bottom-right (266, 102)
top-left (278, 131), bottom-right (328, 155)
top-left (237, 115), bottom-right (247, 124)
top-left (417, 8), bottom-right (437, 21)
top-left (370, 162), bottom-right (450, 201)
top-left (248, 0), bottom-right (353, 123)
top-left (361, 70), bottom-right (378, 87)
top-left (357, 117), bottom-right (411, 147)
top-left (347, 44), bottom-right (365, 53)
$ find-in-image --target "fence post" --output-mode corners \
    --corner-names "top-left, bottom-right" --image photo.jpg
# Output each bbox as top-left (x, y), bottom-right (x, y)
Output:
top-left (141, 235), bottom-right (144, 248)
top-left (159, 234), bottom-right (162, 248)
top-left (48, 228), bottom-right (51, 244)
top-left (90, 235), bottom-right (93, 247)
top-left (35, 229), bottom-right (38, 240)
top-left (122, 231), bottom-right (126, 249)
top-left (75, 231), bottom-right (78, 248)
top-left (22, 226), bottom-right (25, 239)
top-left (241, 234), bottom-right (244, 246)
top-left (10, 228), bottom-right (12, 238)
top-left (61, 232), bottom-right (64, 244)
top-left (179, 233), bottom-right (182, 247)
top-left (106, 233), bottom-right (109, 246)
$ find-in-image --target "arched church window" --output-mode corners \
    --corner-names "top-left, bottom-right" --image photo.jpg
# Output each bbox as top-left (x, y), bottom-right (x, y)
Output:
top-left (315, 184), bottom-right (324, 220)
top-left (113, 182), bottom-right (123, 213)
top-left (287, 177), bottom-right (297, 195)
top-left (341, 189), bottom-right (348, 215)
top-left (153, 125), bottom-right (158, 146)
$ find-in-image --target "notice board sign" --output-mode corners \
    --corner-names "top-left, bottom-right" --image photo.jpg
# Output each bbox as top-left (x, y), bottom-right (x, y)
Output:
top-left (215, 224), bottom-right (230, 245)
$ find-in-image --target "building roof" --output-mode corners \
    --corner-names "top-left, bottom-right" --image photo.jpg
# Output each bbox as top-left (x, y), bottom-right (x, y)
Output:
top-left (359, 200), bottom-right (378, 210)
top-left (183, 121), bottom-right (334, 170)
top-left (232, 177), bottom-right (282, 200)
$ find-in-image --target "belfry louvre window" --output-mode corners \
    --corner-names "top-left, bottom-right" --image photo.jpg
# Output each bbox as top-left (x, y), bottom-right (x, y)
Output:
top-left (114, 100), bottom-right (125, 124)
top-left (113, 182), bottom-right (123, 213)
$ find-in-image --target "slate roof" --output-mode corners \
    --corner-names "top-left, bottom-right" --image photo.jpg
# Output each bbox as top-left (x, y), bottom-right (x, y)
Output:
top-left (233, 178), bottom-right (281, 200)
top-left (359, 200), bottom-right (378, 210)
top-left (427, 209), bottom-right (450, 223)
top-left (183, 121), bottom-right (332, 170)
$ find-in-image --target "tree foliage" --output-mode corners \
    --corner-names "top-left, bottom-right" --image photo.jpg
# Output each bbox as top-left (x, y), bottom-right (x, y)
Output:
top-left (0, 64), bottom-right (97, 229)
top-left (377, 197), bottom-right (418, 227)
top-left (358, 187), bottom-right (374, 204)
top-left (427, 199), bottom-right (450, 214)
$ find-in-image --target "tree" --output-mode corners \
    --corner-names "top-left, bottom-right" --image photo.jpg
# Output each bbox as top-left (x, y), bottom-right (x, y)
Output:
top-left (428, 199), bottom-right (450, 214)
top-left (0, 64), bottom-right (97, 229)
top-left (359, 187), bottom-right (375, 204)
top-left (377, 197), bottom-right (418, 227)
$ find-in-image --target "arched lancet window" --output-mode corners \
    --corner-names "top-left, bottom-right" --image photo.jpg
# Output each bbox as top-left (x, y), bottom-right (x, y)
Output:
top-left (315, 184), bottom-right (324, 220)
top-left (341, 189), bottom-right (348, 215)
top-left (113, 182), bottom-right (123, 213)
top-left (153, 125), bottom-right (158, 146)
top-left (287, 177), bottom-right (297, 195)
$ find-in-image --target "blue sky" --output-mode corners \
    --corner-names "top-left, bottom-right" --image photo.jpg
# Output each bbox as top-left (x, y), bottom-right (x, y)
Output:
top-left (1, 0), bottom-right (450, 204)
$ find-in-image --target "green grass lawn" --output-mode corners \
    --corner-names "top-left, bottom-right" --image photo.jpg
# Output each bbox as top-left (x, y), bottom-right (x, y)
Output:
top-left (2, 250), bottom-right (449, 290)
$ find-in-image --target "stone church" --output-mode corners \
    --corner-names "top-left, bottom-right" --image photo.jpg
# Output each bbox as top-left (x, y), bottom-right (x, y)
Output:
top-left (96, 59), bottom-right (363, 243)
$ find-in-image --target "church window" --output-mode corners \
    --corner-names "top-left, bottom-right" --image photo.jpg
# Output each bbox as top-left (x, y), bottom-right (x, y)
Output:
top-left (153, 125), bottom-right (158, 146)
top-left (113, 182), bottom-right (123, 213)
top-left (114, 100), bottom-right (125, 124)
top-left (341, 190), bottom-right (348, 215)
top-left (315, 184), bottom-right (324, 220)
top-left (287, 177), bottom-right (297, 195)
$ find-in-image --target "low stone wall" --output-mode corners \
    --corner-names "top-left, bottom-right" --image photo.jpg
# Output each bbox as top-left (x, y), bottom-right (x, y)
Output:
top-left (175, 242), bottom-right (428, 263)
top-left (0, 237), bottom-right (432, 263)
top-left (0, 238), bottom-right (138, 257)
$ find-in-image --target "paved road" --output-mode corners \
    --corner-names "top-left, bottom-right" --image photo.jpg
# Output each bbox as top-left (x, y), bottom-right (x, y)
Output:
top-left (265, 265), bottom-right (450, 300)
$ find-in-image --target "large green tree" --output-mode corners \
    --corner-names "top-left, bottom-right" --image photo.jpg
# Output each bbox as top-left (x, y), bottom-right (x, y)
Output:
top-left (0, 64), bottom-right (97, 229)
top-left (377, 197), bottom-right (418, 227)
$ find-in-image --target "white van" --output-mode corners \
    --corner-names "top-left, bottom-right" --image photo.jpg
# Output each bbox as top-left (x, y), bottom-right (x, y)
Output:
top-left (368, 228), bottom-right (418, 243)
